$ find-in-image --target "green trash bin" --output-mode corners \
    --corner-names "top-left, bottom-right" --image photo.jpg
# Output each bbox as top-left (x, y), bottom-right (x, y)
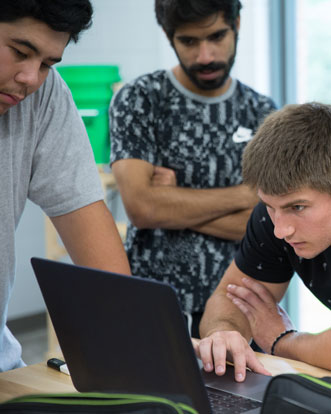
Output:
top-left (56, 65), bottom-right (121, 164)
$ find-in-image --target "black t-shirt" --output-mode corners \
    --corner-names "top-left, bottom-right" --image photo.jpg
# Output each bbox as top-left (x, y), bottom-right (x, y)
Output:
top-left (235, 202), bottom-right (331, 310)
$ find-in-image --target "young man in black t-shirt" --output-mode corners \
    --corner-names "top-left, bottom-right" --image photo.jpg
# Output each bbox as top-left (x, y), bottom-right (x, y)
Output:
top-left (195, 103), bottom-right (331, 381)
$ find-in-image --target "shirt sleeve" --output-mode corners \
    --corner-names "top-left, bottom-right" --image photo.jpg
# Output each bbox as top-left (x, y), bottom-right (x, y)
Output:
top-left (257, 97), bottom-right (277, 123)
top-left (28, 69), bottom-right (104, 217)
top-left (109, 78), bottom-right (158, 165)
top-left (235, 202), bottom-right (294, 283)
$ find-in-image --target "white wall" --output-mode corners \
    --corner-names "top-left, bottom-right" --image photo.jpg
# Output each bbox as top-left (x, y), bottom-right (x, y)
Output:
top-left (62, 0), bottom-right (172, 82)
top-left (61, 0), bottom-right (271, 93)
top-left (8, 0), bottom-right (271, 319)
top-left (235, 0), bottom-right (270, 95)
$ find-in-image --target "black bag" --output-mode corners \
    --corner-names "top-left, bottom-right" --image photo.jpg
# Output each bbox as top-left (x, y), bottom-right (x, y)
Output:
top-left (261, 373), bottom-right (331, 413)
top-left (0, 392), bottom-right (199, 414)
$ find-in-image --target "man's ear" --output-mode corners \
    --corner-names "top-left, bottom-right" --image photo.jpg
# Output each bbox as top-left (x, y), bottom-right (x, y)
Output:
top-left (235, 16), bottom-right (241, 32)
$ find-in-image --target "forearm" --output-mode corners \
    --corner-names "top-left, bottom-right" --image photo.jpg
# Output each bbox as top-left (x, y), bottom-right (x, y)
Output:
top-left (200, 289), bottom-right (252, 341)
top-left (196, 262), bottom-right (274, 379)
top-left (130, 184), bottom-right (257, 230)
top-left (190, 208), bottom-right (252, 240)
top-left (273, 329), bottom-right (331, 370)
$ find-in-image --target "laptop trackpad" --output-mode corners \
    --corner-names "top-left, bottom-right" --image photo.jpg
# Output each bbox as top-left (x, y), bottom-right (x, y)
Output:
top-left (201, 365), bottom-right (271, 402)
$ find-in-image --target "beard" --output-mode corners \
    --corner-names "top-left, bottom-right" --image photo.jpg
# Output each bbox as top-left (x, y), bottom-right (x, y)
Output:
top-left (174, 34), bottom-right (238, 91)
top-left (178, 52), bottom-right (236, 91)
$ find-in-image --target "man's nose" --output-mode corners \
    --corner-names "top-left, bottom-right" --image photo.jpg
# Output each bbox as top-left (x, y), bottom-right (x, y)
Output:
top-left (273, 213), bottom-right (295, 240)
top-left (196, 41), bottom-right (214, 65)
top-left (15, 63), bottom-right (40, 89)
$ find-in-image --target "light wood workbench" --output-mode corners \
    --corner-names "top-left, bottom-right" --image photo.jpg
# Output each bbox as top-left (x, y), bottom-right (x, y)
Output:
top-left (0, 353), bottom-right (330, 402)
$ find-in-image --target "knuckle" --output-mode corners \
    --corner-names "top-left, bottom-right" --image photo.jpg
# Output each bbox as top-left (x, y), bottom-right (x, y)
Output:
top-left (227, 330), bottom-right (242, 340)
top-left (242, 289), bottom-right (254, 300)
top-left (199, 336), bottom-right (213, 347)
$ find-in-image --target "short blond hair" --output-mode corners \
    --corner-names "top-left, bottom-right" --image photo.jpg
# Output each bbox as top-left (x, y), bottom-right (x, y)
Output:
top-left (242, 103), bottom-right (331, 195)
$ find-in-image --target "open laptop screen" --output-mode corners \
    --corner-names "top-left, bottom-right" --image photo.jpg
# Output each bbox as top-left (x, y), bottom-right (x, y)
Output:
top-left (31, 257), bottom-right (212, 413)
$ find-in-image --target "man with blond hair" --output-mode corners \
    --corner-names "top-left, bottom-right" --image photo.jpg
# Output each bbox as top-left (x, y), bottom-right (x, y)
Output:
top-left (195, 102), bottom-right (331, 381)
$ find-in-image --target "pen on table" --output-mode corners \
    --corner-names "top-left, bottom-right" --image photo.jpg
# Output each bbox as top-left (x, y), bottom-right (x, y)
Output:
top-left (47, 358), bottom-right (70, 376)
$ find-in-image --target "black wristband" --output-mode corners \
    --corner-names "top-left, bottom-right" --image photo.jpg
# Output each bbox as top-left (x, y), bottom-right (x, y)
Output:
top-left (271, 329), bottom-right (297, 356)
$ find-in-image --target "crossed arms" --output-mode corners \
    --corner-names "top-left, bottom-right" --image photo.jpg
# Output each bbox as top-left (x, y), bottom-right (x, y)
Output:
top-left (195, 260), bottom-right (331, 381)
top-left (112, 159), bottom-right (258, 240)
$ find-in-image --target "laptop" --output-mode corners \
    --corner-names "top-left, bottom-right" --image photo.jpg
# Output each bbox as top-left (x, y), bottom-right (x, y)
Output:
top-left (31, 257), bottom-right (271, 413)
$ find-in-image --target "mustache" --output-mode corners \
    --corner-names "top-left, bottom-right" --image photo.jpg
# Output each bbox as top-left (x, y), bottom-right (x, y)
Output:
top-left (188, 62), bottom-right (228, 73)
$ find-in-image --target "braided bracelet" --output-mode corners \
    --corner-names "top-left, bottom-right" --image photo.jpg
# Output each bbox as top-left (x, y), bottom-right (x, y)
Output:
top-left (271, 329), bottom-right (297, 356)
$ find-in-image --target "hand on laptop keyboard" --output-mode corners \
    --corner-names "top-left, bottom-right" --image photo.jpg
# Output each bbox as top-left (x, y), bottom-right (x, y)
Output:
top-left (192, 334), bottom-right (271, 382)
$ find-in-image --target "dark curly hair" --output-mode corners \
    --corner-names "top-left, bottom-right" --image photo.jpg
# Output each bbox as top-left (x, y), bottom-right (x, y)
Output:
top-left (0, 0), bottom-right (93, 43)
top-left (155, 0), bottom-right (242, 40)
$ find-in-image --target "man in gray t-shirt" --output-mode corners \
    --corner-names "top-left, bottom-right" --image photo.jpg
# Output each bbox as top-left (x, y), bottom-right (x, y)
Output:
top-left (110, 0), bottom-right (276, 337)
top-left (0, 1), bottom-right (130, 372)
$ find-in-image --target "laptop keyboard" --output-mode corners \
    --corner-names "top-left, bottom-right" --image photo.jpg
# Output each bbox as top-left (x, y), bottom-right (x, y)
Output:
top-left (207, 388), bottom-right (262, 413)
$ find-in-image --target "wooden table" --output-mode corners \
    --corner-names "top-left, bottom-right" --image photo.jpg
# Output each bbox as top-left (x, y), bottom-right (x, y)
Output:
top-left (0, 363), bottom-right (74, 402)
top-left (255, 352), bottom-right (331, 377)
top-left (0, 354), bottom-right (330, 403)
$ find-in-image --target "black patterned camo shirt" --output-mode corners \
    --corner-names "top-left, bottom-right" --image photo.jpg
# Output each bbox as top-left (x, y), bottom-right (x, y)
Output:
top-left (110, 70), bottom-right (276, 313)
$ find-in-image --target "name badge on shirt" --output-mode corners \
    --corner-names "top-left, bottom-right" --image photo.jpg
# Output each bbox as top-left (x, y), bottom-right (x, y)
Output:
top-left (232, 126), bottom-right (253, 143)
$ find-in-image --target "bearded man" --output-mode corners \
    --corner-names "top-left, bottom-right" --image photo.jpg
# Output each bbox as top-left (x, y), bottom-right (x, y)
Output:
top-left (110, 0), bottom-right (276, 337)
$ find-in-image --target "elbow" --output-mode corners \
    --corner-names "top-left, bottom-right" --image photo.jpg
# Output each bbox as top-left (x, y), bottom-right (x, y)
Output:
top-left (129, 214), bottom-right (149, 229)
top-left (235, 227), bottom-right (247, 241)
top-left (233, 210), bottom-right (254, 240)
top-left (126, 203), bottom-right (157, 229)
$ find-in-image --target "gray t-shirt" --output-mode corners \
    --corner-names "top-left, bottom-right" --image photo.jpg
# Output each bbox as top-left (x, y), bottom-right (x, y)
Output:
top-left (0, 68), bottom-right (104, 371)
top-left (110, 70), bottom-right (276, 313)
